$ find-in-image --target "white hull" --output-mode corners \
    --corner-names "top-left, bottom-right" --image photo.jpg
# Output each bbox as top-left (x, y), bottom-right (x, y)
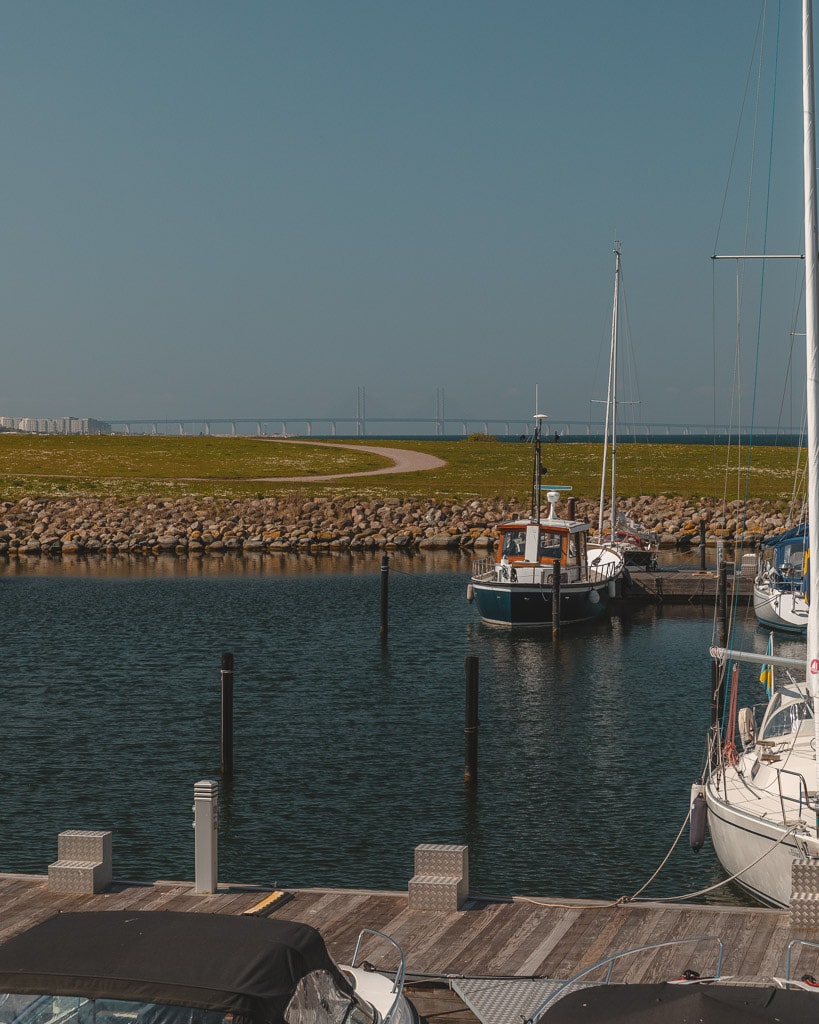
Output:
top-left (704, 678), bottom-right (819, 907)
top-left (753, 580), bottom-right (809, 633)
top-left (705, 781), bottom-right (800, 907)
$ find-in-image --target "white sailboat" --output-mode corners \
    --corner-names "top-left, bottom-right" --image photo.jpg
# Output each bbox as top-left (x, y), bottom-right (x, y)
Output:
top-left (596, 244), bottom-right (657, 568)
top-left (753, 522), bottom-right (809, 633)
top-left (701, 0), bottom-right (819, 907)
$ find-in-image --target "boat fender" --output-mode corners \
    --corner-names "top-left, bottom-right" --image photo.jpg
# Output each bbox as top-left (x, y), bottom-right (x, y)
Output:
top-left (588, 589), bottom-right (600, 605)
top-left (466, 584), bottom-right (474, 603)
top-left (689, 783), bottom-right (706, 853)
top-left (738, 706), bottom-right (756, 748)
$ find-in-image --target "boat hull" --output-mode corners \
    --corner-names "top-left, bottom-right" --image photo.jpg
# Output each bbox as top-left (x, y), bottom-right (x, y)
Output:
top-left (753, 581), bottom-right (808, 633)
top-left (705, 782), bottom-right (799, 908)
top-left (470, 577), bottom-right (613, 626)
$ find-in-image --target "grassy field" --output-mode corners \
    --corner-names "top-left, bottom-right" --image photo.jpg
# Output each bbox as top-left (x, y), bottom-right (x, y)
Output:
top-left (0, 432), bottom-right (805, 505)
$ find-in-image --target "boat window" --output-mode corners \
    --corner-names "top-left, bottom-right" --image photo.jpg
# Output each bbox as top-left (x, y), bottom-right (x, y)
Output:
top-left (0, 997), bottom-right (239, 1024)
top-left (501, 530), bottom-right (526, 558)
top-left (780, 542), bottom-right (806, 571)
top-left (538, 532), bottom-right (563, 561)
top-left (285, 970), bottom-right (376, 1024)
top-left (762, 699), bottom-right (813, 739)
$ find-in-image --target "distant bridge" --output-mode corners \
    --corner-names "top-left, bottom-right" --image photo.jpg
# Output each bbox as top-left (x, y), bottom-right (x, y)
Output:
top-left (104, 417), bottom-right (803, 442)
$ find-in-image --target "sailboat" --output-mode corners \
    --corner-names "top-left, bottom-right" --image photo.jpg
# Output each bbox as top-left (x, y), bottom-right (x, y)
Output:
top-left (700, 0), bottom-right (819, 907)
top-left (753, 522), bottom-right (809, 633)
top-left (467, 413), bottom-right (624, 627)
top-left (596, 243), bottom-right (658, 568)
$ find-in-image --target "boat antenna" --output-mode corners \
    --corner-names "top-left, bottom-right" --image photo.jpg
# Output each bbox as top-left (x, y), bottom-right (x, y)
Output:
top-left (531, 412), bottom-right (548, 524)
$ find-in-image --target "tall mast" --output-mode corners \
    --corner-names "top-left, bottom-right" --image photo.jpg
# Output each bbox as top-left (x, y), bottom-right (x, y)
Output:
top-left (598, 243), bottom-right (621, 539)
top-left (610, 244), bottom-right (621, 540)
top-left (802, 0), bottom-right (819, 786)
top-left (531, 413), bottom-right (547, 524)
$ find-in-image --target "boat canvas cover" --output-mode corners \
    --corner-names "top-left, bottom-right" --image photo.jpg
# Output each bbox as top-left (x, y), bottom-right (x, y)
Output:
top-left (0, 911), bottom-right (352, 1024)
top-left (762, 522), bottom-right (809, 549)
top-left (541, 982), bottom-right (818, 1022)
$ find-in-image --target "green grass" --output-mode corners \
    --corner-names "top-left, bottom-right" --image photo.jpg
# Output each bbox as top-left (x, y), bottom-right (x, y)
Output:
top-left (0, 432), bottom-right (805, 505)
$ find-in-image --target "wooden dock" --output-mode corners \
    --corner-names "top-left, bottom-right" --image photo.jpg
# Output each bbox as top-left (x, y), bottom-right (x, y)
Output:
top-left (2, 874), bottom-right (819, 1023)
top-left (622, 566), bottom-right (752, 605)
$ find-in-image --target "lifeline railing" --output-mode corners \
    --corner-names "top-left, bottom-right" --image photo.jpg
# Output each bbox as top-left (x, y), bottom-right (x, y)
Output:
top-left (471, 555), bottom-right (620, 585)
top-left (773, 766), bottom-right (815, 824)
top-left (351, 927), bottom-right (408, 1024)
top-left (525, 935), bottom-right (725, 1023)
top-left (786, 937), bottom-right (819, 983)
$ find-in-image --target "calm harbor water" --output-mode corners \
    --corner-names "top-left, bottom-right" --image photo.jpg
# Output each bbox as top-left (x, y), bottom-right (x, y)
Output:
top-left (0, 550), bottom-right (799, 905)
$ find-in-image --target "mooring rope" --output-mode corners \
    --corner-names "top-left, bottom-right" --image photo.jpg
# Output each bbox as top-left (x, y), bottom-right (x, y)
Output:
top-left (628, 820), bottom-right (801, 905)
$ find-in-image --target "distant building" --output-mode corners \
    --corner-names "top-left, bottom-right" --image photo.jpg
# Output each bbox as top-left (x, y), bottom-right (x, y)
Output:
top-left (0, 416), bottom-right (111, 435)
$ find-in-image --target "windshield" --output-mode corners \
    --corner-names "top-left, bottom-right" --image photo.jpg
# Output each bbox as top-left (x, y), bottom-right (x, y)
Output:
top-left (0, 997), bottom-right (235, 1024)
top-left (284, 971), bottom-right (376, 1024)
top-left (537, 532), bottom-right (563, 561)
top-left (762, 697), bottom-right (813, 739)
top-left (500, 530), bottom-right (526, 558)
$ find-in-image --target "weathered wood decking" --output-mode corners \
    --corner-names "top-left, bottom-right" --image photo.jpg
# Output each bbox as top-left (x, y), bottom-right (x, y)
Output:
top-left (624, 567), bottom-right (752, 604)
top-left (2, 874), bottom-right (819, 1023)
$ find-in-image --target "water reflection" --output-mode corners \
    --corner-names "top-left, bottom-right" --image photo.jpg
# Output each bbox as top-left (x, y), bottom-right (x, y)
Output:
top-left (0, 544), bottom-right (725, 578)
top-left (0, 558), bottom-right (766, 907)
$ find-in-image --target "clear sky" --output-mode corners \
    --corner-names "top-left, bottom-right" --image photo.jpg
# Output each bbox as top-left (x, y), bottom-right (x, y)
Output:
top-left (0, 2), bottom-right (811, 432)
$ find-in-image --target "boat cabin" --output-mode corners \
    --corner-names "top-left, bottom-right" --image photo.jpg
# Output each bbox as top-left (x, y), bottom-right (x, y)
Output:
top-left (498, 520), bottom-right (589, 570)
top-left (759, 524), bottom-right (808, 590)
top-left (0, 911), bottom-right (413, 1024)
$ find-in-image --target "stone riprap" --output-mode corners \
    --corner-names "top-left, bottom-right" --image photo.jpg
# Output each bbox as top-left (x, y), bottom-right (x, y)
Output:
top-left (0, 493), bottom-right (804, 558)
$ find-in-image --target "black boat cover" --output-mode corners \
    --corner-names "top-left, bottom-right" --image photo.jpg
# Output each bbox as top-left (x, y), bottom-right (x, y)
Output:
top-left (0, 911), bottom-right (352, 1024)
top-left (541, 981), bottom-right (819, 1023)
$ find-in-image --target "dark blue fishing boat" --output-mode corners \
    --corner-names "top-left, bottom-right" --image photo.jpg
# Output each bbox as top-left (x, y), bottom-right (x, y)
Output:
top-left (467, 414), bottom-right (624, 627)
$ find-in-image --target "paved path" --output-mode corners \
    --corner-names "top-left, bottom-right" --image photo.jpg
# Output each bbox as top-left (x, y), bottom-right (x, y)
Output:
top-left (255, 439), bottom-right (446, 482)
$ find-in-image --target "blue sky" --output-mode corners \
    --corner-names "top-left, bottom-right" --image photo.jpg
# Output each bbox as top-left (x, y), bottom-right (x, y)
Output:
top-left (0, 2), bottom-right (810, 432)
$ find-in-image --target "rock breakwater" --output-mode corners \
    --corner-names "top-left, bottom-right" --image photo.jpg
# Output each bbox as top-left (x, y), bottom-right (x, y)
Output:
top-left (0, 493), bottom-right (804, 559)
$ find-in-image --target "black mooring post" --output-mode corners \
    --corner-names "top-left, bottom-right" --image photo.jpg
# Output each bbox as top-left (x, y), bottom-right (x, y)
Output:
top-left (380, 554), bottom-right (389, 636)
top-left (221, 652), bottom-right (234, 780)
top-left (717, 561), bottom-right (728, 648)
top-left (464, 656), bottom-right (479, 787)
top-left (700, 521), bottom-right (707, 571)
top-left (551, 557), bottom-right (561, 639)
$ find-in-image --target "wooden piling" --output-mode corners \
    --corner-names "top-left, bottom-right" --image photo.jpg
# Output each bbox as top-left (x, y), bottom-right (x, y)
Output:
top-left (380, 554), bottom-right (389, 637)
top-left (464, 656), bottom-right (479, 787)
top-left (221, 652), bottom-right (234, 780)
top-left (567, 497), bottom-right (576, 520)
top-left (700, 521), bottom-right (707, 571)
top-left (551, 557), bottom-right (561, 639)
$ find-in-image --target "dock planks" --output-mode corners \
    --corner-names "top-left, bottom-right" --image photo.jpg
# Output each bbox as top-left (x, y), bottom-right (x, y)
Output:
top-left (2, 875), bottom-right (819, 1023)
top-left (623, 568), bottom-right (752, 604)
